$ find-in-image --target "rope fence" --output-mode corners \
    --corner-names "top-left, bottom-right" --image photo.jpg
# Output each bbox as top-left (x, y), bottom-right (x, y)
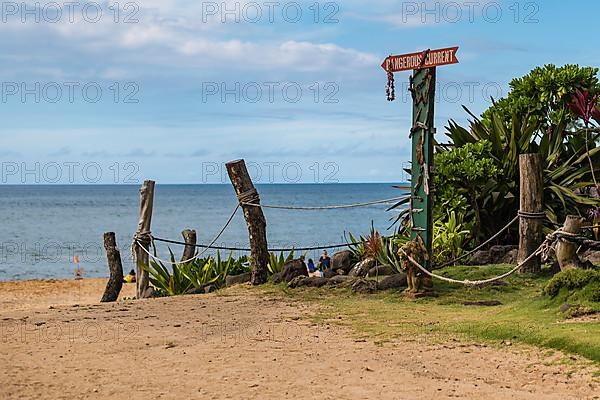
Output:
top-left (241, 195), bottom-right (409, 211)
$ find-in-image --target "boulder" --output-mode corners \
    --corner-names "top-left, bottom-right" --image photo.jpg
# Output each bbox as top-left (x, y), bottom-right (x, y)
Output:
top-left (332, 250), bottom-right (354, 274)
top-left (278, 259), bottom-right (308, 283)
top-left (582, 249), bottom-right (600, 265)
top-left (327, 275), bottom-right (357, 287)
top-left (351, 279), bottom-right (378, 294)
top-left (469, 250), bottom-right (491, 266)
top-left (499, 249), bottom-right (518, 265)
top-left (185, 285), bottom-right (207, 295)
top-left (376, 274), bottom-right (407, 291)
top-left (288, 276), bottom-right (310, 289)
top-left (490, 245), bottom-right (518, 264)
top-left (367, 265), bottom-right (397, 277)
top-left (204, 284), bottom-right (218, 293)
top-left (323, 269), bottom-right (338, 279)
top-left (270, 271), bottom-right (284, 284)
top-left (349, 258), bottom-right (376, 277)
top-left (225, 272), bottom-right (252, 286)
top-left (306, 277), bottom-right (330, 288)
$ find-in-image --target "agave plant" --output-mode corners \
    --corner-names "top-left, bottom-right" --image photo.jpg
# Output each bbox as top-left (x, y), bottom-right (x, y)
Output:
top-left (375, 232), bottom-right (410, 273)
top-left (144, 250), bottom-right (251, 296)
top-left (267, 250), bottom-right (295, 275)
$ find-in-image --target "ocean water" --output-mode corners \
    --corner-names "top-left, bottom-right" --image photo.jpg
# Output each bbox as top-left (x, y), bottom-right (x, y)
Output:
top-left (0, 184), bottom-right (406, 281)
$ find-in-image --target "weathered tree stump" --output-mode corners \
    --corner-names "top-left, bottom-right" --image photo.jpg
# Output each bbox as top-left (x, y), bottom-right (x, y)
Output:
top-left (135, 180), bottom-right (155, 299)
top-left (556, 215), bottom-right (588, 271)
top-left (518, 154), bottom-right (544, 273)
top-left (226, 160), bottom-right (269, 285)
top-left (101, 232), bottom-right (123, 303)
top-left (181, 229), bottom-right (197, 262)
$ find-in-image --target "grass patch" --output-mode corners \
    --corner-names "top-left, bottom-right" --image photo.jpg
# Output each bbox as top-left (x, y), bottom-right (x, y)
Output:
top-left (251, 264), bottom-right (600, 364)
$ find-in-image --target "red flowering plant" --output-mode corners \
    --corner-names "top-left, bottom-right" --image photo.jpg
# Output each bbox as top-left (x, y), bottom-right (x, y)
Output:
top-left (568, 89), bottom-right (600, 237)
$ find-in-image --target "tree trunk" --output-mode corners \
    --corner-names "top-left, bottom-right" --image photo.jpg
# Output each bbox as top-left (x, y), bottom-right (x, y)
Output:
top-left (181, 229), bottom-right (197, 262)
top-left (101, 232), bottom-right (123, 303)
top-left (135, 180), bottom-right (155, 299)
top-left (518, 154), bottom-right (544, 273)
top-left (556, 215), bottom-right (588, 271)
top-left (226, 160), bottom-right (269, 285)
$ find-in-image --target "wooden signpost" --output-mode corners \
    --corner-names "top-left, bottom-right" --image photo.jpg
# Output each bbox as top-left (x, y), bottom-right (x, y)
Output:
top-left (382, 47), bottom-right (459, 271)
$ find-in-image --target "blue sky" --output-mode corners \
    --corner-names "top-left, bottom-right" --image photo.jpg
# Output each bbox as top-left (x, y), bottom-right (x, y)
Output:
top-left (0, 0), bottom-right (596, 184)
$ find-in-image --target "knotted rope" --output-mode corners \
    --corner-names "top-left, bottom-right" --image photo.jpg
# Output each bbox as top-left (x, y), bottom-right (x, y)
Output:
top-left (399, 235), bottom-right (552, 287)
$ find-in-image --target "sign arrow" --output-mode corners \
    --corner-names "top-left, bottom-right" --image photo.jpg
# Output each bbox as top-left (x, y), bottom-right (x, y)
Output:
top-left (382, 46), bottom-right (459, 72)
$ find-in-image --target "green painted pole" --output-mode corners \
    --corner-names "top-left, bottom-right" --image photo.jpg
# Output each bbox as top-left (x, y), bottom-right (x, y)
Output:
top-left (409, 67), bottom-right (436, 267)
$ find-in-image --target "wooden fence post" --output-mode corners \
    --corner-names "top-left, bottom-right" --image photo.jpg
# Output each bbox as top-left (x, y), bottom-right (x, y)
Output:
top-left (101, 232), bottom-right (123, 302)
top-left (556, 215), bottom-right (588, 271)
top-left (181, 229), bottom-right (197, 262)
top-left (226, 159), bottom-right (269, 285)
top-left (135, 180), bottom-right (155, 298)
top-left (518, 154), bottom-right (544, 273)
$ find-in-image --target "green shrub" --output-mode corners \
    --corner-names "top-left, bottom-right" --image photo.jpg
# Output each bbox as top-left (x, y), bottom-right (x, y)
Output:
top-left (267, 250), bottom-right (295, 275)
top-left (544, 269), bottom-right (600, 302)
top-left (144, 251), bottom-right (250, 296)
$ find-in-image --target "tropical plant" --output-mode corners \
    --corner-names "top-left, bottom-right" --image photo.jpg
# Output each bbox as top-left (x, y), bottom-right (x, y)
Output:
top-left (144, 251), bottom-right (250, 296)
top-left (346, 223), bottom-right (381, 261)
top-left (446, 107), bottom-right (600, 229)
top-left (482, 64), bottom-right (600, 130)
top-left (376, 233), bottom-right (410, 273)
top-left (267, 250), bottom-right (295, 275)
top-left (432, 211), bottom-right (470, 264)
top-left (434, 140), bottom-right (500, 241)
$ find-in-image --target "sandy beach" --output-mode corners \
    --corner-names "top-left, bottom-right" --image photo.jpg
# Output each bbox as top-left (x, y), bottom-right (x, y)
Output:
top-left (0, 279), bottom-right (598, 400)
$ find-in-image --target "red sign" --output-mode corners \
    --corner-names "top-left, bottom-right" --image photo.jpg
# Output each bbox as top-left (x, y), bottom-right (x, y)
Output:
top-left (382, 46), bottom-right (459, 72)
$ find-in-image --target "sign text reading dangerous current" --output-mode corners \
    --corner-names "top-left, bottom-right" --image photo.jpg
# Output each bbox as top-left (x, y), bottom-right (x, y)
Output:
top-left (382, 47), bottom-right (459, 72)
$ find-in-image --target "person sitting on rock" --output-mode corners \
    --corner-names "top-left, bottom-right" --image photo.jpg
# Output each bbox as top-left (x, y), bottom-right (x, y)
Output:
top-left (318, 250), bottom-right (331, 271)
top-left (307, 258), bottom-right (316, 273)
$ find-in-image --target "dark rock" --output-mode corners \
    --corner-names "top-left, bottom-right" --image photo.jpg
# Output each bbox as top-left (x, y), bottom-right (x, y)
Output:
top-left (327, 275), bottom-right (357, 287)
top-left (225, 272), bottom-right (252, 286)
top-left (559, 303), bottom-right (575, 313)
top-left (204, 284), bottom-right (218, 293)
top-left (469, 250), bottom-right (491, 266)
top-left (350, 279), bottom-right (378, 294)
top-left (288, 276), bottom-right (310, 289)
top-left (185, 285), bottom-right (207, 295)
top-left (462, 300), bottom-right (502, 306)
top-left (367, 265), bottom-right (397, 277)
top-left (270, 272), bottom-right (284, 284)
top-left (279, 259), bottom-right (309, 283)
top-left (582, 249), bottom-right (600, 264)
top-left (490, 245), bottom-right (518, 264)
top-left (349, 258), bottom-right (376, 277)
top-left (306, 277), bottom-right (330, 288)
top-left (323, 269), bottom-right (338, 279)
top-left (499, 249), bottom-right (518, 265)
top-left (332, 250), bottom-right (354, 274)
top-left (376, 274), bottom-right (408, 291)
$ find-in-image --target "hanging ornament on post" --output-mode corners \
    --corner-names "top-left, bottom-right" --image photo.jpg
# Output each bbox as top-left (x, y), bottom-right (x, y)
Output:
top-left (386, 70), bottom-right (395, 101)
